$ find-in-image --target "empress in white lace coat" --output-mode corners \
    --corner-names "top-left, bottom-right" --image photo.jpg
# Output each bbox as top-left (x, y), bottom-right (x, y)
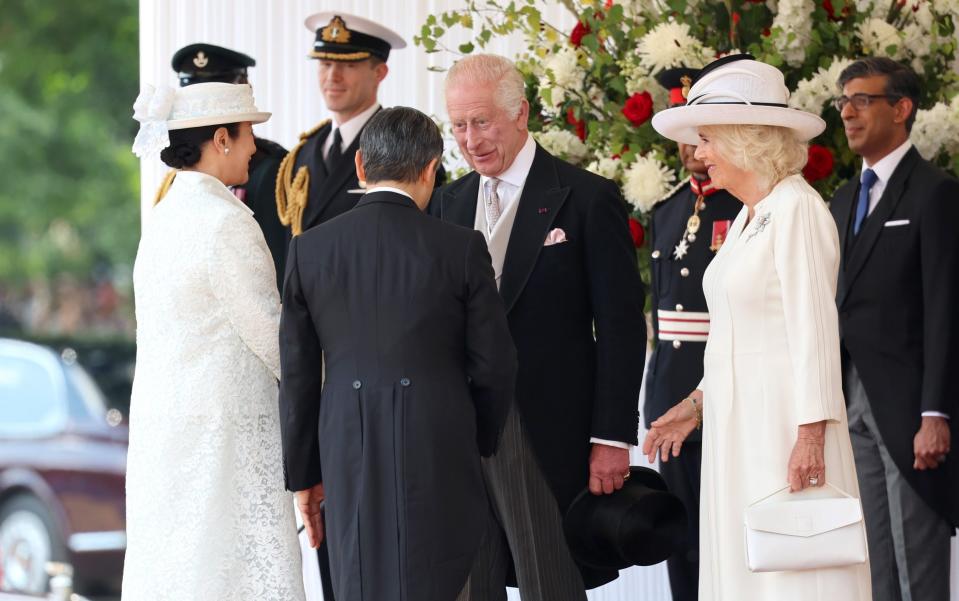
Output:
top-left (122, 171), bottom-right (304, 601)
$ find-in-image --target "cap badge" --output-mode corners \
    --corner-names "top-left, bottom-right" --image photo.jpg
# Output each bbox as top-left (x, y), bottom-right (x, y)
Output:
top-left (193, 51), bottom-right (209, 68)
top-left (322, 16), bottom-right (351, 44)
top-left (680, 75), bottom-right (692, 99)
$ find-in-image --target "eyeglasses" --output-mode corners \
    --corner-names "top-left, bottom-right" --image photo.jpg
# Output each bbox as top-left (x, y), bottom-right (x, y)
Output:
top-left (831, 93), bottom-right (902, 111)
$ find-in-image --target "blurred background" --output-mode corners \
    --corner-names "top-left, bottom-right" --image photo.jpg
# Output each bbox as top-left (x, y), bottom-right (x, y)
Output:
top-left (0, 0), bottom-right (139, 403)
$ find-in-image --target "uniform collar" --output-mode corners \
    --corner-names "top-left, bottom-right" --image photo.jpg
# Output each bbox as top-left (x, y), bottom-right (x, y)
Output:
top-left (331, 102), bottom-right (381, 149)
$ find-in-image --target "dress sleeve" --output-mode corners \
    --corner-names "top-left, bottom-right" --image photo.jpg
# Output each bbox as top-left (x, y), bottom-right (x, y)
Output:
top-left (208, 211), bottom-right (282, 380)
top-left (774, 185), bottom-right (845, 425)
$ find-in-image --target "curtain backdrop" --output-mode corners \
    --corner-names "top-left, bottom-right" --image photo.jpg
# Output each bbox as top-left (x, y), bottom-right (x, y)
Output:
top-left (138, 3), bottom-right (958, 600)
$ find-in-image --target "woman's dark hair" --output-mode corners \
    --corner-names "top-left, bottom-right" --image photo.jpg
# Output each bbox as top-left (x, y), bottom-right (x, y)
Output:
top-left (159, 122), bottom-right (240, 168)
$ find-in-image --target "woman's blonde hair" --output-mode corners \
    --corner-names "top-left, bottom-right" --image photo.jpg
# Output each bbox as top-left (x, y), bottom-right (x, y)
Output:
top-left (699, 124), bottom-right (808, 190)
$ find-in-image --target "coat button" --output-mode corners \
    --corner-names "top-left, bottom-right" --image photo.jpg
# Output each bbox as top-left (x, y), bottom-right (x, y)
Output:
top-left (672, 340), bottom-right (682, 349)
top-left (675, 304), bottom-right (684, 312)
top-left (352, 380), bottom-right (362, 390)
top-left (400, 378), bottom-right (411, 387)
top-left (651, 250), bottom-right (661, 259)
top-left (680, 267), bottom-right (690, 277)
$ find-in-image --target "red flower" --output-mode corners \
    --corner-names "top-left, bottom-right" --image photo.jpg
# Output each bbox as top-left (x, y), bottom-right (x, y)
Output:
top-left (628, 218), bottom-right (645, 248)
top-left (622, 92), bottom-right (654, 126)
top-left (822, 0), bottom-right (850, 20)
top-left (570, 20), bottom-right (590, 48)
top-left (605, 0), bottom-right (614, 7)
top-left (566, 107), bottom-right (587, 141)
top-left (761, 27), bottom-right (771, 37)
top-left (732, 11), bottom-right (741, 24)
top-left (802, 145), bottom-right (835, 183)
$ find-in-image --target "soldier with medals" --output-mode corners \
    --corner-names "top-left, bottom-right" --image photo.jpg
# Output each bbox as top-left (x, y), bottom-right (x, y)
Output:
top-left (155, 43), bottom-right (288, 291)
top-left (644, 67), bottom-right (741, 601)
top-left (275, 12), bottom-right (444, 254)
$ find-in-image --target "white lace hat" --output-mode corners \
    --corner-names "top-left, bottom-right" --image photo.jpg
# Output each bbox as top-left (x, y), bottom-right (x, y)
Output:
top-left (651, 55), bottom-right (825, 146)
top-left (132, 82), bottom-right (270, 157)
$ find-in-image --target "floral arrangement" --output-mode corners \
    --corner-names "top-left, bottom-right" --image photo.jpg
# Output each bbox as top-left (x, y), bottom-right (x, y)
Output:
top-left (416, 0), bottom-right (959, 275)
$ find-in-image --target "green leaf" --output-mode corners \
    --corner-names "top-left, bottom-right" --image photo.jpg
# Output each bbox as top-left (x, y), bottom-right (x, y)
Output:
top-left (458, 42), bottom-right (475, 54)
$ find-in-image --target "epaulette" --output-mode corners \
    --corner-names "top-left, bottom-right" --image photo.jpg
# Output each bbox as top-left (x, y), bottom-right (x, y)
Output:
top-left (651, 179), bottom-right (688, 210)
top-left (153, 170), bottom-right (178, 205)
top-left (275, 119), bottom-right (331, 236)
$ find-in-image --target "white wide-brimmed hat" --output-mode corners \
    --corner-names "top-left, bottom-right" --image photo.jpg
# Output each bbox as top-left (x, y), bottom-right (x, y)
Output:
top-left (651, 55), bottom-right (825, 146)
top-left (132, 82), bottom-right (270, 158)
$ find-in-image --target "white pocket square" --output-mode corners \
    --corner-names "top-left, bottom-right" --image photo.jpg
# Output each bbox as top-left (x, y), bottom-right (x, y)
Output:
top-left (544, 228), bottom-right (568, 246)
top-left (884, 219), bottom-right (910, 227)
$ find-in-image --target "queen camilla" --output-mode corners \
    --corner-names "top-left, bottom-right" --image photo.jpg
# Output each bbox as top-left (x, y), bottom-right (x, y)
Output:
top-left (643, 55), bottom-right (872, 601)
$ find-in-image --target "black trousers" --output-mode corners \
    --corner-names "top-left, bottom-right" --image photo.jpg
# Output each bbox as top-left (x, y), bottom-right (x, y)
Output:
top-left (660, 441), bottom-right (701, 601)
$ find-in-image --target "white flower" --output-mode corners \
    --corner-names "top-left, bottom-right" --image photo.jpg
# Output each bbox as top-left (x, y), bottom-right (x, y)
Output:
top-left (854, 0), bottom-right (874, 10)
top-left (911, 101), bottom-right (954, 159)
top-left (789, 57), bottom-right (854, 114)
top-left (538, 47), bottom-right (586, 112)
top-left (771, 0), bottom-right (815, 67)
top-left (534, 128), bottom-right (589, 163)
top-left (937, 0), bottom-right (959, 22)
top-left (622, 154), bottom-right (676, 213)
top-left (858, 17), bottom-right (904, 58)
top-left (636, 21), bottom-right (712, 73)
top-left (586, 156), bottom-right (622, 180)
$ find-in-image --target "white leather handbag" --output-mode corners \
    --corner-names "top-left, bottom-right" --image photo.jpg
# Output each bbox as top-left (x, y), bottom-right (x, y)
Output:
top-left (743, 483), bottom-right (868, 572)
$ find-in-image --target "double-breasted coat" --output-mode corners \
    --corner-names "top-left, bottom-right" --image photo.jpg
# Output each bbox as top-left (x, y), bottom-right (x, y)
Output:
top-left (278, 191), bottom-right (517, 601)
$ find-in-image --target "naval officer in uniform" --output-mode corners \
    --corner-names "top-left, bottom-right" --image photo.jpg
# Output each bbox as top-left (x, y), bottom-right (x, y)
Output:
top-left (644, 67), bottom-right (741, 601)
top-left (275, 12), bottom-right (444, 251)
top-left (155, 43), bottom-right (289, 291)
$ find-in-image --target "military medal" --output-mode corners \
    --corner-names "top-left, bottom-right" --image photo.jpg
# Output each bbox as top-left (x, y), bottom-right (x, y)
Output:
top-left (710, 220), bottom-right (731, 252)
top-left (674, 176), bottom-right (715, 260)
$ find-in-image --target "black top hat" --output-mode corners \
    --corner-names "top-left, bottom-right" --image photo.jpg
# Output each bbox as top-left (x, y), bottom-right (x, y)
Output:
top-left (563, 466), bottom-right (688, 569)
top-left (304, 12), bottom-right (406, 63)
top-left (171, 43), bottom-right (255, 87)
top-left (655, 67), bottom-right (702, 107)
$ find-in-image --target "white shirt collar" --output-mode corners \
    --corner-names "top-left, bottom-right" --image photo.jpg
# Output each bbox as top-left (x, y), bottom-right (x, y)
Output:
top-left (480, 133), bottom-right (536, 190)
top-left (331, 103), bottom-right (381, 150)
top-left (364, 185), bottom-right (413, 201)
top-left (863, 138), bottom-right (912, 184)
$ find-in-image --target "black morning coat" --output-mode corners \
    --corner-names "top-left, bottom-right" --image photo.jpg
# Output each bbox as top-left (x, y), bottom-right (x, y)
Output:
top-left (429, 144), bottom-right (647, 588)
top-left (831, 146), bottom-right (959, 528)
top-left (278, 191), bottom-right (518, 601)
top-left (645, 183), bottom-right (741, 439)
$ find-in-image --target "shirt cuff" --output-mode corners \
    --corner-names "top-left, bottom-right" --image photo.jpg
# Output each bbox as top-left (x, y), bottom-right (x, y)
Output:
top-left (921, 411), bottom-right (950, 419)
top-left (590, 437), bottom-right (632, 449)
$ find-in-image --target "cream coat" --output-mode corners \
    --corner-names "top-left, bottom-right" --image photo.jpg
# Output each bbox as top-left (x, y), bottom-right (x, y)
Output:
top-left (698, 174), bottom-right (871, 600)
top-left (123, 171), bottom-right (304, 601)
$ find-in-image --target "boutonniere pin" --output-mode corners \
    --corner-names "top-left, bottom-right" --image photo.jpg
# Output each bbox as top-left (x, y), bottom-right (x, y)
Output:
top-left (537, 207), bottom-right (549, 214)
top-left (745, 212), bottom-right (772, 243)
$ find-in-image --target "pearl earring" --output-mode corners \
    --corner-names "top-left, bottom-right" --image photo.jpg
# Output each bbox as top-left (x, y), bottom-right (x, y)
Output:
top-left (224, 148), bottom-right (230, 155)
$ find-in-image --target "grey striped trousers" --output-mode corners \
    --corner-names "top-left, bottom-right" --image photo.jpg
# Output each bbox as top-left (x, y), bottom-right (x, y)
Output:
top-left (457, 402), bottom-right (587, 601)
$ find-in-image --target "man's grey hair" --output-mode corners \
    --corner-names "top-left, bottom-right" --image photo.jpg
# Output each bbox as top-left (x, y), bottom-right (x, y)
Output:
top-left (358, 107), bottom-right (444, 183)
top-left (445, 54), bottom-right (527, 119)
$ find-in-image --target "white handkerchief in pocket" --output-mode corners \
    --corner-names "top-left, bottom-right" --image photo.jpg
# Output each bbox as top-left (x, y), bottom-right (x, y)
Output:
top-left (884, 219), bottom-right (910, 227)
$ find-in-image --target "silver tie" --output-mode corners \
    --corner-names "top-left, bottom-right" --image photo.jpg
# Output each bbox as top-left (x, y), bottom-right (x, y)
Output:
top-left (486, 178), bottom-right (502, 232)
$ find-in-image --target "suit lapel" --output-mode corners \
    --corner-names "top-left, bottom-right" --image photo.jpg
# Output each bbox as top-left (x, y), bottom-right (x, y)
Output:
top-left (843, 148), bottom-right (919, 296)
top-left (499, 146), bottom-right (570, 313)
top-left (440, 173), bottom-right (480, 228)
top-left (833, 179), bottom-right (857, 305)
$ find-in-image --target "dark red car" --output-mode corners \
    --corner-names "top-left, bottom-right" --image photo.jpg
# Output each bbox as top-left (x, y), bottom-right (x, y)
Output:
top-left (0, 339), bottom-right (126, 595)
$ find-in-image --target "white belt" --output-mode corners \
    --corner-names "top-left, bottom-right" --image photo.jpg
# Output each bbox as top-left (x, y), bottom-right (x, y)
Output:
top-left (657, 310), bottom-right (709, 342)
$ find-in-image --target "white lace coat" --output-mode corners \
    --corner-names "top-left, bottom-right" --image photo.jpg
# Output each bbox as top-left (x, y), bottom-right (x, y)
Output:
top-left (122, 171), bottom-right (305, 601)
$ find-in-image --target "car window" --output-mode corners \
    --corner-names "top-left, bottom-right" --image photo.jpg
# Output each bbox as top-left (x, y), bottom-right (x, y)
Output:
top-left (0, 355), bottom-right (64, 436)
top-left (65, 361), bottom-right (108, 420)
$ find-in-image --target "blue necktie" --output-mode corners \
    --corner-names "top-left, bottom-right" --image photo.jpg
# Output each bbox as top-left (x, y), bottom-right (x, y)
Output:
top-left (853, 168), bottom-right (878, 235)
